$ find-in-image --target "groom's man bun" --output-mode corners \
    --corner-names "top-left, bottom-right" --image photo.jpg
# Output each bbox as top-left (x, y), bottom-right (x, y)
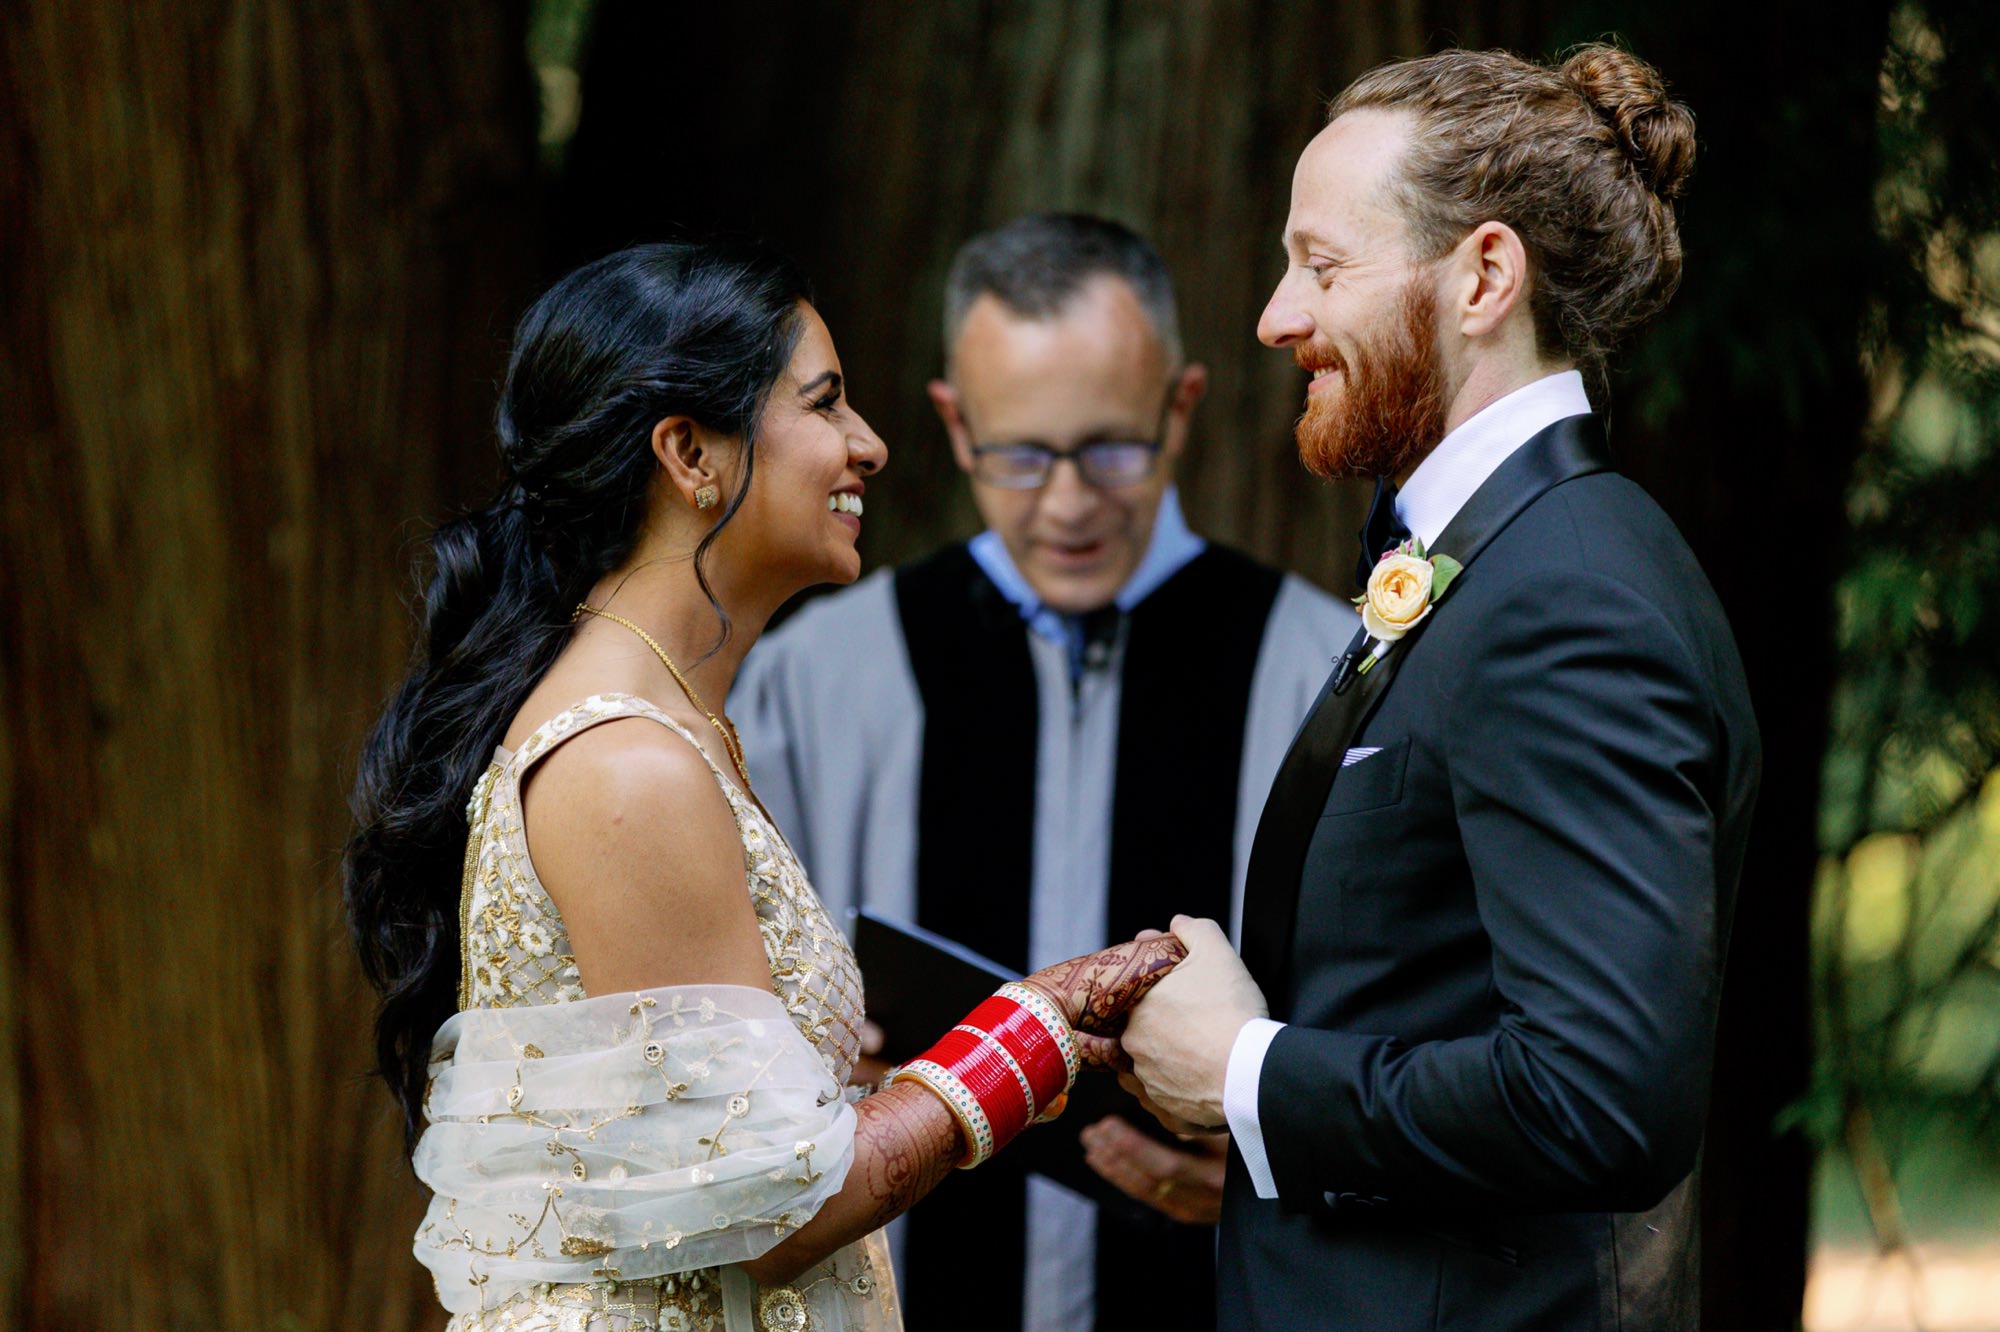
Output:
top-left (1332, 43), bottom-right (1696, 385)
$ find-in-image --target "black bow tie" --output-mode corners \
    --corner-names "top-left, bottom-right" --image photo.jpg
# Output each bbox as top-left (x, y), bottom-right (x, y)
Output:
top-left (1355, 476), bottom-right (1413, 592)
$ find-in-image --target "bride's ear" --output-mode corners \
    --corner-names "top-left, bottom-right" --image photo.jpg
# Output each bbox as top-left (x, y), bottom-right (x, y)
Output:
top-left (650, 415), bottom-right (727, 511)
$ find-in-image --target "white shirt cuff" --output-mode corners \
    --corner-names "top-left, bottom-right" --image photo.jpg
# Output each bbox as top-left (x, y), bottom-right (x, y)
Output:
top-left (1223, 1017), bottom-right (1286, 1200)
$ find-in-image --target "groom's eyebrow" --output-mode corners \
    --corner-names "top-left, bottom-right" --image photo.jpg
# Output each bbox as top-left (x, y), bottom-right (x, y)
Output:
top-left (1290, 227), bottom-right (1345, 257)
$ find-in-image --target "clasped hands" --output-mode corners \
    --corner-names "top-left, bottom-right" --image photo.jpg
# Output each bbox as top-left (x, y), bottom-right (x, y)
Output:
top-left (851, 917), bottom-right (1265, 1218)
top-left (1017, 916), bottom-right (1267, 1220)
top-left (1006, 914), bottom-right (1267, 1131)
top-left (1113, 914), bottom-right (1271, 1134)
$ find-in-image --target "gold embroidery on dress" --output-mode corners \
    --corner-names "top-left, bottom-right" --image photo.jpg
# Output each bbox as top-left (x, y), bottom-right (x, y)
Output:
top-left (444, 694), bottom-right (876, 1331)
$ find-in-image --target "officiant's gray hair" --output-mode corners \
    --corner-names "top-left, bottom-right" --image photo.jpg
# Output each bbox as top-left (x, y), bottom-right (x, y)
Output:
top-left (942, 213), bottom-right (1183, 367)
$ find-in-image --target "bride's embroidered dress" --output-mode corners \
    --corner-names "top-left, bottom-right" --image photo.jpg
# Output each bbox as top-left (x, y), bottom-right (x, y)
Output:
top-left (415, 693), bottom-right (901, 1331)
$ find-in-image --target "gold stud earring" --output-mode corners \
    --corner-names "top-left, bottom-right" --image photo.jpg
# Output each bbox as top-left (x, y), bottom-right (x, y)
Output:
top-left (694, 484), bottom-right (719, 511)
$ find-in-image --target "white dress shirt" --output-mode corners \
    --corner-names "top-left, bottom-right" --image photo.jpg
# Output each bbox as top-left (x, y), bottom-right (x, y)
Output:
top-left (1222, 369), bottom-right (1594, 1200)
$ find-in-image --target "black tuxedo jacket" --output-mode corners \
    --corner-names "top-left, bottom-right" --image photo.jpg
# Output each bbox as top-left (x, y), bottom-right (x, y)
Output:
top-left (1220, 415), bottom-right (1760, 1331)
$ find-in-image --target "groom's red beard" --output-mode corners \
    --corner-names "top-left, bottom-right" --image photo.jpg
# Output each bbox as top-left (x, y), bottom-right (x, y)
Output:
top-left (1293, 277), bottom-right (1449, 481)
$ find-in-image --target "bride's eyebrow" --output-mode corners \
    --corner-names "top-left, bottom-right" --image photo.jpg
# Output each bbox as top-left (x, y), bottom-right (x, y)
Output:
top-left (797, 370), bottom-right (841, 398)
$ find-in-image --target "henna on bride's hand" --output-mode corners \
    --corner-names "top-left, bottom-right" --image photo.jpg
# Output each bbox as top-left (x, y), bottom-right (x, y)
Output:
top-left (853, 1083), bottom-right (963, 1232)
top-left (1026, 935), bottom-right (1186, 1034)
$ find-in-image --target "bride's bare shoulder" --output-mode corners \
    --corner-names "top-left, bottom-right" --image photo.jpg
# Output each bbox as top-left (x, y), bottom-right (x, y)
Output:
top-left (521, 715), bottom-right (768, 991)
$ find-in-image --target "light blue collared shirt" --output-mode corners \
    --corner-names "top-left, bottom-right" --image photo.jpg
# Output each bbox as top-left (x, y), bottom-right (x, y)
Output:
top-left (967, 486), bottom-right (1207, 680)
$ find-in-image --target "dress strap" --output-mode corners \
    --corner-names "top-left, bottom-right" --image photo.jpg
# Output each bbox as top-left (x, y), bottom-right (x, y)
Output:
top-left (504, 693), bottom-right (749, 810)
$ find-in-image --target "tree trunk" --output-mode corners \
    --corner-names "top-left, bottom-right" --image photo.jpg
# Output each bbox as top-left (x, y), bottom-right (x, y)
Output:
top-left (0, 4), bottom-right (539, 1327)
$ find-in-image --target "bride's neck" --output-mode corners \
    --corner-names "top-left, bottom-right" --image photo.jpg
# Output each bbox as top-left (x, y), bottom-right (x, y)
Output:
top-left (578, 550), bottom-right (774, 715)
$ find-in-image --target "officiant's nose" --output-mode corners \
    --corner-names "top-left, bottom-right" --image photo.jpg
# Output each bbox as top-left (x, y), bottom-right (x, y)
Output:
top-left (1036, 448), bottom-right (1101, 520)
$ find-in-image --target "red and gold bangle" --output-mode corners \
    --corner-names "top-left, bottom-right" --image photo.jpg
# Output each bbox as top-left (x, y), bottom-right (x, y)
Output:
top-left (890, 982), bottom-right (1081, 1168)
top-left (923, 1028), bottom-right (1033, 1147)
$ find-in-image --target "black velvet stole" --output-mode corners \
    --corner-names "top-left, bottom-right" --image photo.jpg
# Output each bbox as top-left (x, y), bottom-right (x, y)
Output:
top-left (895, 544), bottom-right (1037, 1329)
top-left (1093, 546), bottom-right (1277, 1331)
top-left (893, 542), bottom-right (1282, 1330)
top-left (1106, 545), bottom-right (1279, 939)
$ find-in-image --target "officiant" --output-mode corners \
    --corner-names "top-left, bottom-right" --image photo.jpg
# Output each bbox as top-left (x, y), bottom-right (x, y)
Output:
top-left (732, 213), bottom-right (1352, 1331)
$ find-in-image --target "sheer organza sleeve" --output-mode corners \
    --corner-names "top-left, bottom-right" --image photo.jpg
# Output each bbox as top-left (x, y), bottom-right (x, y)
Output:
top-left (412, 984), bottom-right (855, 1315)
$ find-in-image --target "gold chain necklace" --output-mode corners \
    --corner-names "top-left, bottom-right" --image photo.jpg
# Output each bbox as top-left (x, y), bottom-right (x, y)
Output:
top-left (571, 603), bottom-right (754, 791)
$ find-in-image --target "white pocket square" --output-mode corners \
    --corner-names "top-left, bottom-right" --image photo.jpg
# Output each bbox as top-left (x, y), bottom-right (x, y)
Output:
top-left (1342, 746), bottom-right (1383, 767)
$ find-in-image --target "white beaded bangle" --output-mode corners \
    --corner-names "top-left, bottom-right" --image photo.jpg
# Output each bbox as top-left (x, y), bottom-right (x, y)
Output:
top-left (892, 1059), bottom-right (996, 1168)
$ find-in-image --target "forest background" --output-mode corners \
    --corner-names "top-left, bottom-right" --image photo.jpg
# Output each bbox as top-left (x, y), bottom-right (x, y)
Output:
top-left (2, 2), bottom-right (1995, 1328)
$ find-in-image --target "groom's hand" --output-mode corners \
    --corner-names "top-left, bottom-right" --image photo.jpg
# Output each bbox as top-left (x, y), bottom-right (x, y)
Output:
top-left (1122, 915), bottom-right (1269, 1131)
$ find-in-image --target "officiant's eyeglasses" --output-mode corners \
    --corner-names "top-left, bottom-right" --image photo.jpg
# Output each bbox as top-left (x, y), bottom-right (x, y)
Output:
top-left (967, 401), bottom-right (1171, 490)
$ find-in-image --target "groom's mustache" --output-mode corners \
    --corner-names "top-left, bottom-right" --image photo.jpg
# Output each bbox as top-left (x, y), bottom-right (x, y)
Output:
top-left (1293, 343), bottom-right (1346, 377)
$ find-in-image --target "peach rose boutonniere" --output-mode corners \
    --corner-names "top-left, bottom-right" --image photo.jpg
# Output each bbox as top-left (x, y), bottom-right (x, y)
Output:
top-left (1350, 537), bottom-right (1462, 675)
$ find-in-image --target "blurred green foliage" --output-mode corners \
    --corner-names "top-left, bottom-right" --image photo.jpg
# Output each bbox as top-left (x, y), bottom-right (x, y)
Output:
top-left (528, 0), bottom-right (597, 165)
top-left (1804, 0), bottom-right (2000, 1241)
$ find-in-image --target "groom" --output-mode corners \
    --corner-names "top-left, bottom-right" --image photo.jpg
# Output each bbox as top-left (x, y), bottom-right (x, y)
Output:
top-left (1123, 45), bottom-right (1761, 1331)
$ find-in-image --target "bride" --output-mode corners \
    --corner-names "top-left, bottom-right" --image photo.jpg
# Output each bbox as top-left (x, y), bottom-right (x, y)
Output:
top-left (344, 241), bottom-right (1183, 1331)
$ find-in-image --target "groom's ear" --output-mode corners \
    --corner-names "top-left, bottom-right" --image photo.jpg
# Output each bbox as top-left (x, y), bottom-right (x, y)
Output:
top-left (1448, 220), bottom-right (1532, 341)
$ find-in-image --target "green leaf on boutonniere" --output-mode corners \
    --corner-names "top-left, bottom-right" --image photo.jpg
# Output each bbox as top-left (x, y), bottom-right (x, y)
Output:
top-left (1350, 593), bottom-right (1368, 607)
top-left (1411, 535), bottom-right (1428, 560)
top-left (1429, 554), bottom-right (1463, 601)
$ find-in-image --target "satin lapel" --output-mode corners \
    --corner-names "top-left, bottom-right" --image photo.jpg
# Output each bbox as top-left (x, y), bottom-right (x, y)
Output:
top-left (1237, 414), bottom-right (1613, 1004)
top-left (1427, 413), bottom-right (1612, 575)
top-left (1240, 622), bottom-right (1407, 995)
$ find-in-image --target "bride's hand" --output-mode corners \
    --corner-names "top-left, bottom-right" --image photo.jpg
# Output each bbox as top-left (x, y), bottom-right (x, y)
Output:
top-left (1018, 933), bottom-right (1186, 1069)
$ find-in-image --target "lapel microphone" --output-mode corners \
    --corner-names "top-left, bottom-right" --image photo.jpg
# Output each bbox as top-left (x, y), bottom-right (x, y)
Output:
top-left (1328, 625), bottom-right (1370, 696)
top-left (1330, 648), bottom-right (1361, 696)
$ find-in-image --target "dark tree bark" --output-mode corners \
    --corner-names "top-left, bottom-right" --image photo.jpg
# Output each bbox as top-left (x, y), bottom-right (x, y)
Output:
top-left (0, 4), bottom-right (540, 1327)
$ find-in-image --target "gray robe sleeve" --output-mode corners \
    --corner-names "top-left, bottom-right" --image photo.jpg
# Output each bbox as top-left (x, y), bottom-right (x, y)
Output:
top-left (1232, 574), bottom-right (1360, 941)
top-left (730, 571), bottom-right (925, 925)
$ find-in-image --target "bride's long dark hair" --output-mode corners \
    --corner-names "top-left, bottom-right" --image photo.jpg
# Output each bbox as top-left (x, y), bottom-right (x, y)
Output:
top-left (345, 240), bottom-right (811, 1149)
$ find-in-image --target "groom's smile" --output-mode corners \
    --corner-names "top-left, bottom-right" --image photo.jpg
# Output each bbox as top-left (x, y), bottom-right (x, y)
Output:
top-left (1297, 344), bottom-right (1349, 395)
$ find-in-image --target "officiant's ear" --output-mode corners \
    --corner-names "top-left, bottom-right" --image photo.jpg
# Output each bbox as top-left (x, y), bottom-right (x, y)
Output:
top-left (649, 415), bottom-right (726, 513)
top-left (1159, 362), bottom-right (1209, 463)
top-left (1448, 220), bottom-right (1532, 341)
top-left (926, 379), bottom-right (977, 474)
